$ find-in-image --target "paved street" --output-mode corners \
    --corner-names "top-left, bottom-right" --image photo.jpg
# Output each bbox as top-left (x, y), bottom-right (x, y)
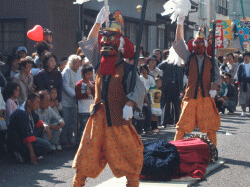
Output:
top-left (0, 107), bottom-right (250, 187)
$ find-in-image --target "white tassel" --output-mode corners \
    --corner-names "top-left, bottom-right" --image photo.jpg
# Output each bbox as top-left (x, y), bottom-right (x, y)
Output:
top-left (166, 46), bottom-right (184, 66)
top-left (161, 0), bottom-right (191, 23)
top-left (118, 36), bottom-right (125, 54)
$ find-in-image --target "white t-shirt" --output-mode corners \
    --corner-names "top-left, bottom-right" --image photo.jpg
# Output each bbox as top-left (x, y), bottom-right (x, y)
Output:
top-left (244, 62), bottom-right (250, 77)
top-left (140, 75), bottom-right (155, 93)
top-left (78, 83), bottom-right (95, 113)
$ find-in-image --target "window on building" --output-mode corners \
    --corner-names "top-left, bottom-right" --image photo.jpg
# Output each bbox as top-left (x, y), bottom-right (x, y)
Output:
top-left (124, 22), bottom-right (148, 52)
top-left (217, 0), bottom-right (228, 16)
top-left (0, 18), bottom-right (26, 55)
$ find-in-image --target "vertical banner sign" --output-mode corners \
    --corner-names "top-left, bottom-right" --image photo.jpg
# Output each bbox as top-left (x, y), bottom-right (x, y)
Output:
top-left (234, 17), bottom-right (250, 51)
top-left (210, 20), bottom-right (232, 48)
top-left (215, 25), bottom-right (224, 49)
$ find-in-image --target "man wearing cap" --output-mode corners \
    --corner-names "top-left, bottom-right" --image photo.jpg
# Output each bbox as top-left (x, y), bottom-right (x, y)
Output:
top-left (17, 47), bottom-right (28, 58)
top-left (72, 7), bottom-right (145, 187)
top-left (172, 15), bottom-right (221, 146)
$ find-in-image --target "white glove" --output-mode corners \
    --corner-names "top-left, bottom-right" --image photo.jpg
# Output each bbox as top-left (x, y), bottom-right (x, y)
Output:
top-left (95, 6), bottom-right (110, 25)
top-left (123, 105), bottom-right (133, 121)
top-left (177, 14), bottom-right (185, 25)
top-left (209, 90), bottom-right (217, 98)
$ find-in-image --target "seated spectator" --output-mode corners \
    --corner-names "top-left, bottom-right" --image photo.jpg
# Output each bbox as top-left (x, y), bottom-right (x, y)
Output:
top-left (4, 55), bottom-right (20, 80)
top-left (13, 57), bottom-right (34, 105)
top-left (37, 91), bottom-right (64, 151)
top-left (215, 77), bottom-right (228, 114)
top-left (58, 56), bottom-right (68, 72)
top-left (6, 93), bottom-right (52, 164)
top-left (48, 86), bottom-right (62, 117)
top-left (17, 47), bottom-right (27, 58)
top-left (3, 82), bottom-right (20, 126)
top-left (75, 65), bottom-right (95, 144)
top-left (34, 52), bottom-right (62, 102)
top-left (147, 54), bottom-right (163, 77)
top-left (224, 73), bottom-right (237, 114)
top-left (0, 88), bottom-right (7, 157)
top-left (61, 55), bottom-right (82, 146)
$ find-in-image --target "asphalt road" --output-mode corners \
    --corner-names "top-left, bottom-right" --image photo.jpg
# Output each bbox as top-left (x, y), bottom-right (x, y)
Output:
top-left (0, 107), bottom-right (249, 187)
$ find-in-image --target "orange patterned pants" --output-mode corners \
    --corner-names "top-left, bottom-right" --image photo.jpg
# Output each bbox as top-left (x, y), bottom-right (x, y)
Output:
top-left (174, 90), bottom-right (221, 146)
top-left (72, 104), bottom-right (144, 186)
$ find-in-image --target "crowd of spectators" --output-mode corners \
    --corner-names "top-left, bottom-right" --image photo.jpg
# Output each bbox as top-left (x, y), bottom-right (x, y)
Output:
top-left (0, 27), bottom-right (250, 164)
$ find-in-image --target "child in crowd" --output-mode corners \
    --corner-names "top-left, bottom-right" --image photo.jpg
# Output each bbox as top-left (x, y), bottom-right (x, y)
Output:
top-left (215, 77), bottom-right (228, 114)
top-left (3, 82), bottom-right (20, 126)
top-left (147, 54), bottom-right (163, 77)
top-left (150, 76), bottom-right (162, 133)
top-left (58, 57), bottom-right (68, 72)
top-left (75, 65), bottom-right (95, 144)
top-left (34, 28), bottom-right (53, 51)
top-left (48, 86), bottom-right (62, 117)
top-left (140, 64), bottom-right (155, 135)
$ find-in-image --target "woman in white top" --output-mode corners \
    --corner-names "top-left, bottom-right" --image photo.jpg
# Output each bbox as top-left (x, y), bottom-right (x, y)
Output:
top-left (61, 55), bottom-right (82, 146)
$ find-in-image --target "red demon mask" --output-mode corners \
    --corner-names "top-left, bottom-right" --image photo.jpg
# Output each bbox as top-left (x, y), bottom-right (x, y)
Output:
top-left (99, 30), bottom-right (121, 57)
top-left (193, 38), bottom-right (206, 55)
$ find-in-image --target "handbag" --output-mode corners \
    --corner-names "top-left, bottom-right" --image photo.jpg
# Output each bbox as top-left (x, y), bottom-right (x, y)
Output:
top-left (0, 117), bottom-right (7, 131)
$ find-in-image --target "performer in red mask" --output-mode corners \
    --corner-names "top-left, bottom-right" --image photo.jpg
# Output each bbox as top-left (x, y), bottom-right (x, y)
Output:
top-left (72, 7), bottom-right (145, 187)
top-left (173, 15), bottom-right (221, 146)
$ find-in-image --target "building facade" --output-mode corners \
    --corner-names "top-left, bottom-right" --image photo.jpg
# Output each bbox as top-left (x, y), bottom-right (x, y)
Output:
top-left (0, 0), bottom-right (229, 59)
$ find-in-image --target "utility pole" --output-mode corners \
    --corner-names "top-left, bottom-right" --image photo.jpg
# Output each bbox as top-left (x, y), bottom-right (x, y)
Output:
top-left (240, 0), bottom-right (245, 18)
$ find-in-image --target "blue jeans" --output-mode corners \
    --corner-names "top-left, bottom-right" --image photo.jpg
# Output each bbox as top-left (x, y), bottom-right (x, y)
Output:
top-left (32, 137), bottom-right (52, 157)
top-left (61, 106), bottom-right (77, 144)
top-left (225, 100), bottom-right (236, 113)
top-left (34, 127), bottom-right (62, 145)
top-left (77, 113), bottom-right (90, 144)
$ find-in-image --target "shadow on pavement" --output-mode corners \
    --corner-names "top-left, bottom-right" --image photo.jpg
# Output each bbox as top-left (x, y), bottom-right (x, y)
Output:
top-left (0, 147), bottom-right (78, 187)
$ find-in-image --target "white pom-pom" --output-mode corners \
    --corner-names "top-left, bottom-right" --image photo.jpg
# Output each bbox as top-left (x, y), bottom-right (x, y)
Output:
top-left (161, 0), bottom-right (191, 23)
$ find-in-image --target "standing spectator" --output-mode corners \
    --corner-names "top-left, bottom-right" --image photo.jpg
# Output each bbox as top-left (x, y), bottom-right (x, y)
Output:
top-left (37, 91), bottom-right (64, 151)
top-left (61, 55), bottom-right (82, 146)
top-left (6, 93), bottom-right (52, 164)
top-left (34, 52), bottom-right (62, 101)
top-left (150, 76), bottom-right (162, 133)
top-left (4, 55), bottom-right (20, 80)
top-left (224, 73), bottom-right (237, 114)
top-left (219, 56), bottom-right (229, 75)
top-left (147, 54), bottom-right (163, 77)
top-left (14, 57), bottom-right (34, 105)
top-left (153, 49), bottom-right (162, 65)
top-left (140, 64), bottom-right (155, 135)
top-left (158, 57), bottom-right (184, 127)
top-left (0, 88), bottom-right (7, 157)
top-left (237, 51), bottom-right (250, 117)
top-left (17, 47), bottom-right (27, 58)
top-left (34, 43), bottom-right (49, 71)
top-left (75, 65), bottom-right (95, 144)
top-left (3, 82), bottom-right (20, 126)
top-left (162, 49), bottom-right (169, 61)
top-left (58, 57), bottom-right (68, 72)
top-left (226, 53), bottom-right (238, 82)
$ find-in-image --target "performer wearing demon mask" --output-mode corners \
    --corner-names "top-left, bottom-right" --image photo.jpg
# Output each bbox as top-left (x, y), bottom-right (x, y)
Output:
top-left (72, 7), bottom-right (145, 187)
top-left (173, 15), bottom-right (221, 146)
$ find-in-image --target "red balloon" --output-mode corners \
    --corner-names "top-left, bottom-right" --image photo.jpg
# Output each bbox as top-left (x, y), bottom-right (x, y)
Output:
top-left (27, 25), bottom-right (44, 42)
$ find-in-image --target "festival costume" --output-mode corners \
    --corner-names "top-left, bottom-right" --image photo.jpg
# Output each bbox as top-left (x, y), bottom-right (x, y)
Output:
top-left (173, 30), bottom-right (221, 146)
top-left (72, 10), bottom-right (145, 187)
